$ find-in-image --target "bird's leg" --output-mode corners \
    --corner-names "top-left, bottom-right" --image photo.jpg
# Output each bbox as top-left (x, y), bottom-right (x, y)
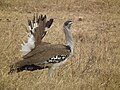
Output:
top-left (48, 66), bottom-right (56, 77)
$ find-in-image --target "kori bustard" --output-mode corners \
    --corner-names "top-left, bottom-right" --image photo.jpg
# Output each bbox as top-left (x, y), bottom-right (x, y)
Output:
top-left (9, 18), bottom-right (74, 76)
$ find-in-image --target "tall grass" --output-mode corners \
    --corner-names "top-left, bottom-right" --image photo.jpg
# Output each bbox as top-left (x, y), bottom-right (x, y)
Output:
top-left (0, 0), bottom-right (120, 90)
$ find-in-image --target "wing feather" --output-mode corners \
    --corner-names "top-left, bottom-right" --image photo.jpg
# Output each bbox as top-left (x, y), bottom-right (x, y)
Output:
top-left (10, 44), bottom-right (70, 71)
top-left (20, 14), bottom-right (53, 55)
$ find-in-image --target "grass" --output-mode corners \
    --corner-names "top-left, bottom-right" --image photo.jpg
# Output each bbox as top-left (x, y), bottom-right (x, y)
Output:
top-left (0, 0), bottom-right (120, 90)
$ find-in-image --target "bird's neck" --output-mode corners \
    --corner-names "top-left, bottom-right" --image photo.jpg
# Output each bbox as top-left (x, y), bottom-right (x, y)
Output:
top-left (64, 26), bottom-right (74, 54)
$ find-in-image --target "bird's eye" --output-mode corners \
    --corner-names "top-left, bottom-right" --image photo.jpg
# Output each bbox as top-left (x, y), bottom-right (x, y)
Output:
top-left (64, 22), bottom-right (68, 26)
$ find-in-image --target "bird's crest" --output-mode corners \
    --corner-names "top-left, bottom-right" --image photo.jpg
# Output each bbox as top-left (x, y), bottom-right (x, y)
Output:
top-left (20, 14), bottom-right (53, 55)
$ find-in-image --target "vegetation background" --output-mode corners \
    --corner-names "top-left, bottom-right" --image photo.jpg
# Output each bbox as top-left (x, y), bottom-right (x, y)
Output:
top-left (0, 0), bottom-right (120, 90)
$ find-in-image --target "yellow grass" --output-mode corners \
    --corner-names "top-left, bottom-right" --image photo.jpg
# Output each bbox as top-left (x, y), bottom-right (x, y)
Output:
top-left (0, 0), bottom-right (120, 90)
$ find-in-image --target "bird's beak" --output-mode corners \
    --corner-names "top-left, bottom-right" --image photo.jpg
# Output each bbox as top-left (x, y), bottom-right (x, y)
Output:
top-left (69, 22), bottom-right (73, 25)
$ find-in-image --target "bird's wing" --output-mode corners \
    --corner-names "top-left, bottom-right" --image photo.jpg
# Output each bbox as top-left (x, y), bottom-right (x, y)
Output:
top-left (23, 42), bottom-right (51, 59)
top-left (11, 44), bottom-right (70, 70)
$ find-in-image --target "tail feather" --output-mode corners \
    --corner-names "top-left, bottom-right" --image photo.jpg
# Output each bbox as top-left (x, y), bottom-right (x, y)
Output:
top-left (20, 14), bottom-right (53, 56)
top-left (20, 43), bottom-right (31, 55)
top-left (45, 19), bottom-right (53, 29)
top-left (43, 19), bottom-right (53, 39)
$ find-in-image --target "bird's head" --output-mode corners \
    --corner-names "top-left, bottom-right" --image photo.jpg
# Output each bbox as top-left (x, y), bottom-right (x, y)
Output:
top-left (64, 20), bottom-right (73, 29)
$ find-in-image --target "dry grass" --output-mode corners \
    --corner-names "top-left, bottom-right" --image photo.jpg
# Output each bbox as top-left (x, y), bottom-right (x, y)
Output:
top-left (0, 0), bottom-right (120, 90)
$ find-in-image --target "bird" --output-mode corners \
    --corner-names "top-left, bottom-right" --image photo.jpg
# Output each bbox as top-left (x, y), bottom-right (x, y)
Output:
top-left (9, 19), bottom-right (74, 77)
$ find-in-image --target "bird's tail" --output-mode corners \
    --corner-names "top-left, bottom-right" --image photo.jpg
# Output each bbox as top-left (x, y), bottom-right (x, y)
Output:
top-left (20, 14), bottom-right (53, 56)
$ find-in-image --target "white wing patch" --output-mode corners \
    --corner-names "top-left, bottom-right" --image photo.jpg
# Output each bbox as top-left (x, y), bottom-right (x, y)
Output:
top-left (27, 34), bottom-right (35, 49)
top-left (20, 43), bottom-right (31, 55)
top-left (20, 22), bottom-right (38, 55)
top-left (46, 55), bottom-right (68, 64)
top-left (45, 27), bottom-right (49, 32)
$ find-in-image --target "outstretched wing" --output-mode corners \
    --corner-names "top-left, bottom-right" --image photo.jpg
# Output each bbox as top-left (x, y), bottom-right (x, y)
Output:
top-left (20, 14), bottom-right (53, 56)
top-left (29, 14), bottom-right (53, 42)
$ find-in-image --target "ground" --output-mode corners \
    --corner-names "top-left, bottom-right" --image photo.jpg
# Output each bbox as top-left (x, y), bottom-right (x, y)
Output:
top-left (0, 0), bottom-right (120, 90)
